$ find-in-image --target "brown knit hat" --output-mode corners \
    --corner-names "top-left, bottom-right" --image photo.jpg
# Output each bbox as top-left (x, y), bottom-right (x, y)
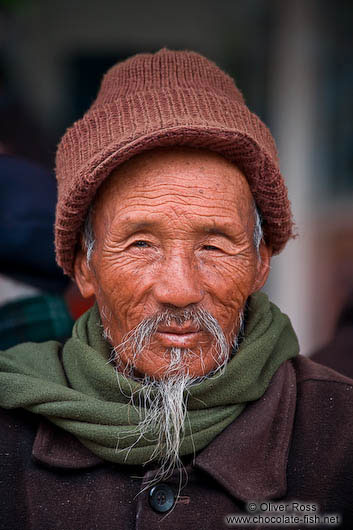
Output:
top-left (55, 48), bottom-right (293, 276)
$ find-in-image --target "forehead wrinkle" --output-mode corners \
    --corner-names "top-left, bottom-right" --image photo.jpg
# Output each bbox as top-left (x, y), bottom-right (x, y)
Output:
top-left (110, 184), bottom-right (232, 206)
top-left (99, 166), bottom-right (251, 207)
top-left (131, 178), bottom-right (229, 194)
top-left (95, 194), bottom-right (254, 245)
top-left (93, 148), bottom-right (255, 238)
top-left (106, 190), bottom-right (250, 215)
top-left (113, 210), bottom-right (251, 238)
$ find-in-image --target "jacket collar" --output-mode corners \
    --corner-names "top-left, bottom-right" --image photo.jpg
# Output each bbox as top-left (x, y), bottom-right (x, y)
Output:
top-left (32, 420), bottom-right (102, 469)
top-left (32, 360), bottom-right (296, 500)
top-left (194, 360), bottom-right (297, 501)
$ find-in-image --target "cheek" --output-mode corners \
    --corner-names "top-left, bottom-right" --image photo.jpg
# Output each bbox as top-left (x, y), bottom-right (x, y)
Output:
top-left (91, 255), bottom-right (156, 333)
top-left (200, 256), bottom-right (257, 329)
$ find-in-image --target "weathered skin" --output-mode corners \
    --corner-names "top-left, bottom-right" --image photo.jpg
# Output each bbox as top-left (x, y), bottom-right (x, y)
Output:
top-left (74, 147), bottom-right (271, 378)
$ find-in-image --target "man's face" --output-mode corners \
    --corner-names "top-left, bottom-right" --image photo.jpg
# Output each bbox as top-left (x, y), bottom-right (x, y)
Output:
top-left (75, 147), bottom-right (270, 379)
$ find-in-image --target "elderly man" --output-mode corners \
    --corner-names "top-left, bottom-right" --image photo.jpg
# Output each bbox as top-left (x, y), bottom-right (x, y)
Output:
top-left (1, 50), bottom-right (353, 529)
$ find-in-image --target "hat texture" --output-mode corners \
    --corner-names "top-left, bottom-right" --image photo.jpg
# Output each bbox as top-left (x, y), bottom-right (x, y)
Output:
top-left (55, 49), bottom-right (293, 276)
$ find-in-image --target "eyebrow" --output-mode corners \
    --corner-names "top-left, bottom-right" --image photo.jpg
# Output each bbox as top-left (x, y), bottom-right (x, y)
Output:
top-left (119, 220), bottom-right (153, 233)
top-left (202, 226), bottom-right (233, 238)
top-left (119, 218), bottom-right (241, 240)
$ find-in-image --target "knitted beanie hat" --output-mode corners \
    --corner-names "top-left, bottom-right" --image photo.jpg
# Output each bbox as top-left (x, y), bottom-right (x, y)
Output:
top-left (55, 48), bottom-right (293, 276)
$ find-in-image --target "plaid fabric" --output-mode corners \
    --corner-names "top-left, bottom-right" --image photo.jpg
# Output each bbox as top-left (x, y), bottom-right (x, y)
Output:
top-left (0, 295), bottom-right (74, 350)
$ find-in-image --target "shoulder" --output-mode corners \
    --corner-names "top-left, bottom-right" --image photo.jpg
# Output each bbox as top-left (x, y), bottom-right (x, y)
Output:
top-left (1, 339), bottom-right (63, 357)
top-left (291, 355), bottom-right (353, 419)
top-left (0, 407), bottom-right (39, 528)
top-left (1, 339), bottom-right (63, 368)
top-left (0, 408), bottom-right (39, 490)
top-left (292, 354), bottom-right (353, 394)
top-left (310, 326), bottom-right (353, 379)
top-left (289, 356), bottom-right (353, 454)
top-left (0, 339), bottom-right (65, 383)
top-left (0, 407), bottom-right (39, 450)
top-left (292, 354), bottom-right (353, 388)
top-left (284, 358), bottom-right (353, 519)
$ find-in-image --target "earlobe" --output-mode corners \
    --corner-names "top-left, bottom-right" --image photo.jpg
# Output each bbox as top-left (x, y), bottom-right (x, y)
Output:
top-left (74, 248), bottom-right (96, 299)
top-left (253, 242), bottom-right (272, 292)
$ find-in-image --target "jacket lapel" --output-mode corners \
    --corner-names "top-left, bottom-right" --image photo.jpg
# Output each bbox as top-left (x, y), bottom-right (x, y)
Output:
top-left (32, 420), bottom-right (102, 469)
top-left (194, 360), bottom-right (297, 501)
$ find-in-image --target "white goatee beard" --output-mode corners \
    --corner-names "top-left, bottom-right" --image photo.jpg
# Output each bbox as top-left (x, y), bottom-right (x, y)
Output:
top-left (103, 306), bottom-right (244, 484)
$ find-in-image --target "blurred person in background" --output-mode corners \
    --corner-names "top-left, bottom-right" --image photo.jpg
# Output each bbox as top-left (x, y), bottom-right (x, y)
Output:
top-left (311, 290), bottom-right (353, 379)
top-left (0, 61), bottom-right (53, 167)
top-left (0, 50), bottom-right (352, 529)
top-left (0, 155), bottom-right (73, 348)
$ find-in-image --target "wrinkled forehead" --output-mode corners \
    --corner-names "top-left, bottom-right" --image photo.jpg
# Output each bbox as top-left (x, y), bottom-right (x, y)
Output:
top-left (92, 146), bottom-right (255, 223)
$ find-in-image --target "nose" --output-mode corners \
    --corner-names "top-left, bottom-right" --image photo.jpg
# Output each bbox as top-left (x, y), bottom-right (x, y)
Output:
top-left (153, 251), bottom-right (204, 308)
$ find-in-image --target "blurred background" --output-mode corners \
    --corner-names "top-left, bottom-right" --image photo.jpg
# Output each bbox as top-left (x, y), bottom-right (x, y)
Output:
top-left (0, 0), bottom-right (352, 355)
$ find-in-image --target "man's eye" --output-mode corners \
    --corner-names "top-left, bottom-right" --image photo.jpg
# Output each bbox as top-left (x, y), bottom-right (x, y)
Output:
top-left (203, 245), bottom-right (220, 251)
top-left (132, 240), bottom-right (150, 248)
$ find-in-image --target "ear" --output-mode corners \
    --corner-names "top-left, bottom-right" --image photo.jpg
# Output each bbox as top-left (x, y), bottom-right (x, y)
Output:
top-left (252, 242), bottom-right (272, 293)
top-left (74, 247), bottom-right (96, 299)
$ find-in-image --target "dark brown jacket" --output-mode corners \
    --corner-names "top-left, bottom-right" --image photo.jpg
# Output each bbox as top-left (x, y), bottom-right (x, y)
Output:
top-left (1, 356), bottom-right (353, 530)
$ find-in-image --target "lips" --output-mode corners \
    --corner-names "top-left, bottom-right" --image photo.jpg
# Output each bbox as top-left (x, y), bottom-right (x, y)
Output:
top-left (157, 324), bottom-right (200, 334)
top-left (156, 324), bottom-right (202, 347)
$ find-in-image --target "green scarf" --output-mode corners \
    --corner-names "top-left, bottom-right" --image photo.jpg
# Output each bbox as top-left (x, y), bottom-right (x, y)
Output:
top-left (0, 292), bottom-right (298, 465)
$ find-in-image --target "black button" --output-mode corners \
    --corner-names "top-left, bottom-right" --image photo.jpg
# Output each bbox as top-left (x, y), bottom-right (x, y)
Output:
top-left (148, 483), bottom-right (175, 513)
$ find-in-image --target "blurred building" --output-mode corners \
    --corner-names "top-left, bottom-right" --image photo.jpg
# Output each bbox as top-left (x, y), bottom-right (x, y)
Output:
top-left (0, 0), bottom-right (352, 354)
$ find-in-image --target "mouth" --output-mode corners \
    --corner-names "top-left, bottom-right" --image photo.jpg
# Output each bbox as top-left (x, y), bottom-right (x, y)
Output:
top-left (156, 324), bottom-right (202, 347)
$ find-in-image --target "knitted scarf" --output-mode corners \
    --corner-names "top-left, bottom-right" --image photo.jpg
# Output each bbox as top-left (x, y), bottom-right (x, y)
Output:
top-left (0, 292), bottom-right (298, 465)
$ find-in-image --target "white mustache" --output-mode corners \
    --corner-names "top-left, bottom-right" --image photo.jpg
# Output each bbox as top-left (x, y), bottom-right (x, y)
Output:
top-left (111, 306), bottom-right (231, 370)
